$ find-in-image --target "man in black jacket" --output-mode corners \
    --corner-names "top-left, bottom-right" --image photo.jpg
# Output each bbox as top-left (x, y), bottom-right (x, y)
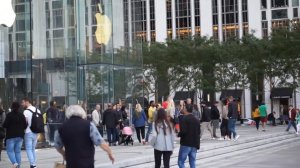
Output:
top-left (211, 101), bottom-right (220, 138)
top-left (178, 104), bottom-right (200, 168)
top-left (102, 104), bottom-right (118, 146)
top-left (228, 96), bottom-right (240, 141)
top-left (200, 102), bottom-right (213, 140)
top-left (46, 100), bottom-right (59, 144)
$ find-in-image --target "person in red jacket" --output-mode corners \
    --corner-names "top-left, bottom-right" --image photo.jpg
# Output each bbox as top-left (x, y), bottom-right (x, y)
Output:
top-left (286, 105), bottom-right (297, 133)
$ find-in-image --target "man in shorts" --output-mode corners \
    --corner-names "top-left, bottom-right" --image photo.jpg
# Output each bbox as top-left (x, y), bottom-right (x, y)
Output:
top-left (259, 102), bottom-right (267, 131)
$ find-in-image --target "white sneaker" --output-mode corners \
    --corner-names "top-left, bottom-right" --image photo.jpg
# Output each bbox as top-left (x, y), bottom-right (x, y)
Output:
top-left (219, 137), bottom-right (224, 141)
top-left (234, 135), bottom-right (240, 141)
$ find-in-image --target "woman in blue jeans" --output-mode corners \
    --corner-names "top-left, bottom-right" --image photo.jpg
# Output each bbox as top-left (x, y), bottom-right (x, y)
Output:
top-left (3, 102), bottom-right (27, 168)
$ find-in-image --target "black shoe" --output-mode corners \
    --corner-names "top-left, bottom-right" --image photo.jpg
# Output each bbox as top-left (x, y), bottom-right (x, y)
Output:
top-left (30, 166), bottom-right (37, 168)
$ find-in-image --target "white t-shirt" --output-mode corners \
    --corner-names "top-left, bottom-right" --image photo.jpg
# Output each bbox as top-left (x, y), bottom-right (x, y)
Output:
top-left (24, 105), bottom-right (41, 133)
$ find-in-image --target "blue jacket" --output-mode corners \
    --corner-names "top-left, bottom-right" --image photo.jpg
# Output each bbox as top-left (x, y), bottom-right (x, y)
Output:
top-left (133, 110), bottom-right (147, 127)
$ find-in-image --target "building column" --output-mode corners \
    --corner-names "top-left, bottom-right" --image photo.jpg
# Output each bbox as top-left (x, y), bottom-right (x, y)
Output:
top-left (86, 0), bottom-right (93, 52)
top-left (288, 0), bottom-right (293, 19)
top-left (171, 0), bottom-right (176, 39)
top-left (112, 0), bottom-right (125, 48)
top-left (190, 0), bottom-right (195, 36)
top-left (146, 0), bottom-right (151, 42)
top-left (238, 0), bottom-right (243, 39)
top-left (244, 88), bottom-right (252, 118)
top-left (155, 0), bottom-right (167, 42)
top-left (200, 0), bottom-right (213, 37)
top-left (266, 0), bottom-right (272, 37)
top-left (248, 0), bottom-right (262, 38)
top-left (49, 1), bottom-right (54, 58)
top-left (218, 0), bottom-right (223, 41)
top-left (128, 0), bottom-right (133, 47)
top-left (32, 0), bottom-right (46, 59)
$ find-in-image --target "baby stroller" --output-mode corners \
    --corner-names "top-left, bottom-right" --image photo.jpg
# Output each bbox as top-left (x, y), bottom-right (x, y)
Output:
top-left (119, 126), bottom-right (134, 146)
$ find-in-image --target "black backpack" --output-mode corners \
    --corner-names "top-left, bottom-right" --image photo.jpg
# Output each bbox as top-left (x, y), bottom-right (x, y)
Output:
top-left (27, 107), bottom-right (45, 133)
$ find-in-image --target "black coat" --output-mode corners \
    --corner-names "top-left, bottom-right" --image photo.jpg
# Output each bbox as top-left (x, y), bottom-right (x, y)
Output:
top-left (178, 114), bottom-right (200, 149)
top-left (228, 101), bottom-right (238, 119)
top-left (201, 107), bottom-right (211, 122)
top-left (3, 111), bottom-right (27, 139)
top-left (102, 109), bottom-right (118, 129)
top-left (59, 116), bottom-right (95, 168)
top-left (210, 105), bottom-right (220, 120)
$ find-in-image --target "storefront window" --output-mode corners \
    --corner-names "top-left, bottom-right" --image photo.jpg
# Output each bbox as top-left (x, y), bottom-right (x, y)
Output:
top-left (2, 0), bottom-right (143, 111)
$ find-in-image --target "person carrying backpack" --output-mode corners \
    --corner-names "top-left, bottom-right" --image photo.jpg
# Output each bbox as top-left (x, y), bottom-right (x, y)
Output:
top-left (22, 97), bottom-right (44, 168)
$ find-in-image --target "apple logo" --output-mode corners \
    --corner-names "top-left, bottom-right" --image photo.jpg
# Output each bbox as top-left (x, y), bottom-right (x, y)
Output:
top-left (0, 0), bottom-right (16, 27)
top-left (95, 3), bottom-right (112, 45)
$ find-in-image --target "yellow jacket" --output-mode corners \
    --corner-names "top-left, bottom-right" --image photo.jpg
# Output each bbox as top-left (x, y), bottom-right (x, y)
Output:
top-left (148, 106), bottom-right (156, 123)
top-left (252, 108), bottom-right (260, 118)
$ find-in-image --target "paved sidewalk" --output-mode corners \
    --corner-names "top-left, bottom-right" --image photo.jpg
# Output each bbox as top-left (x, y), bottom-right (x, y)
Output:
top-left (0, 125), bottom-right (296, 168)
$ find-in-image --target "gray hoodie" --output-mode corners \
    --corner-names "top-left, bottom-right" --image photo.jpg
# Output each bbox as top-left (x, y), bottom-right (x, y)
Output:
top-left (150, 121), bottom-right (175, 151)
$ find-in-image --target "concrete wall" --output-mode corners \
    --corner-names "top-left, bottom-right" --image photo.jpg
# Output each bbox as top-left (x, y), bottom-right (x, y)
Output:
top-left (154, 0), bottom-right (167, 42)
top-left (248, 0), bottom-right (262, 38)
top-left (200, 0), bottom-right (213, 37)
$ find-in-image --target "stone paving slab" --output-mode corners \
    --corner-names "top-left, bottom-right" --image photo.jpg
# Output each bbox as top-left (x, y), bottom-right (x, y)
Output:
top-left (0, 125), bottom-right (294, 168)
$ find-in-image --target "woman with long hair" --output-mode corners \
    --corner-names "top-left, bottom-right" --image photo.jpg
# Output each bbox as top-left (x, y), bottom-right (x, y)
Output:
top-left (220, 100), bottom-right (229, 140)
top-left (132, 103), bottom-right (147, 144)
top-left (150, 108), bottom-right (174, 168)
top-left (3, 102), bottom-right (27, 168)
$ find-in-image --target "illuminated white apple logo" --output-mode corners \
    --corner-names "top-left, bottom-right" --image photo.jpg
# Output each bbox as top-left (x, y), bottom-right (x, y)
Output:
top-left (95, 3), bottom-right (112, 45)
top-left (0, 0), bottom-right (16, 27)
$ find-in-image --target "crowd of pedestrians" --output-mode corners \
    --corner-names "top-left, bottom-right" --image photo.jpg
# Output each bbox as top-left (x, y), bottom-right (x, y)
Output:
top-left (0, 95), bottom-right (300, 168)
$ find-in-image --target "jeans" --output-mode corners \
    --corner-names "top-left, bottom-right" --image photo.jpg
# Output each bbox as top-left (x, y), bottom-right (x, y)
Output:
top-left (97, 126), bottom-right (104, 137)
top-left (135, 126), bottom-right (145, 143)
top-left (107, 128), bottom-right (116, 144)
top-left (48, 123), bottom-right (57, 143)
top-left (25, 132), bottom-right (38, 166)
top-left (211, 120), bottom-right (219, 138)
top-left (228, 118), bottom-right (237, 139)
top-left (6, 137), bottom-right (23, 166)
top-left (145, 122), bottom-right (153, 142)
top-left (115, 127), bottom-right (120, 142)
top-left (178, 145), bottom-right (197, 168)
top-left (154, 149), bottom-right (172, 168)
top-left (200, 122), bottom-right (212, 138)
top-left (286, 120), bottom-right (297, 132)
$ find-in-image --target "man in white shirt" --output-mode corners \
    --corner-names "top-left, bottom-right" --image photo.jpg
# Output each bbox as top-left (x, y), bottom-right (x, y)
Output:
top-left (92, 104), bottom-right (103, 136)
top-left (22, 98), bottom-right (41, 168)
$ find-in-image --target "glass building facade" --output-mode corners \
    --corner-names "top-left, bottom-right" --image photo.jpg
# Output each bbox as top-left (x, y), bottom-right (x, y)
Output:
top-left (1, 0), bottom-right (143, 112)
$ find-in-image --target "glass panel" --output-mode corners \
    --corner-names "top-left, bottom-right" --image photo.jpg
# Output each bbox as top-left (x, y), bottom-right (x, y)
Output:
top-left (261, 0), bottom-right (267, 9)
top-left (293, 8), bottom-right (299, 17)
top-left (262, 11), bottom-right (267, 20)
top-left (272, 9), bottom-right (288, 19)
top-left (292, 0), bottom-right (299, 6)
top-left (3, 0), bottom-right (143, 113)
top-left (271, 0), bottom-right (289, 8)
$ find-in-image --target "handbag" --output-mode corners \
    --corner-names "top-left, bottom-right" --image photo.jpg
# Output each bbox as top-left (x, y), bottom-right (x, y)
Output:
top-left (0, 127), bottom-right (5, 139)
top-left (54, 160), bottom-right (65, 168)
